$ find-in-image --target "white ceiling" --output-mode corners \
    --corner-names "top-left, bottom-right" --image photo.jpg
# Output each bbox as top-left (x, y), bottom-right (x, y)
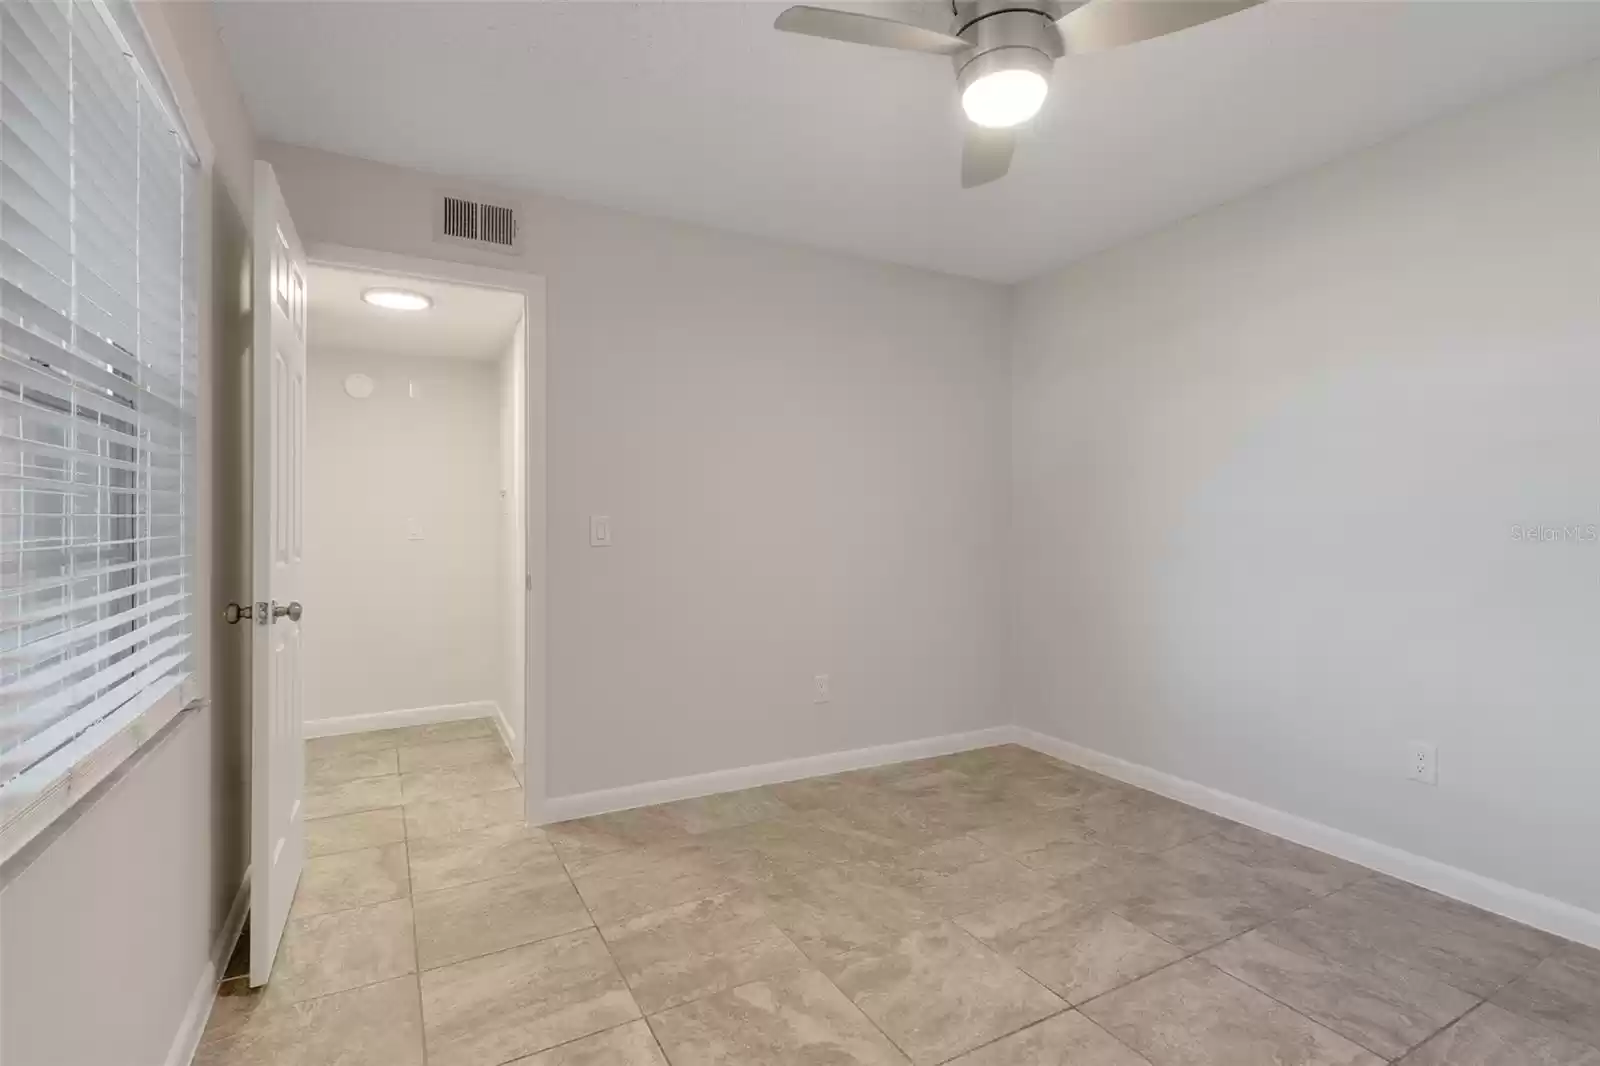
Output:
top-left (308, 265), bottom-right (525, 361)
top-left (219, 1), bottom-right (1600, 283)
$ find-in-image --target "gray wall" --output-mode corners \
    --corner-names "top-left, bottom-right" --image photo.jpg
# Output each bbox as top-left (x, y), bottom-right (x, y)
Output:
top-left (263, 141), bottom-right (1013, 799)
top-left (0, 712), bottom-right (237, 1066)
top-left (1009, 60), bottom-right (1600, 915)
top-left (0, 4), bottom-right (256, 1064)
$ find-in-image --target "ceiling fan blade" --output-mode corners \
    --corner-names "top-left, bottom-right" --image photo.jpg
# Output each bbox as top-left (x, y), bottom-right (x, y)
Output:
top-left (1056, 0), bottom-right (1265, 54)
top-left (962, 127), bottom-right (1016, 189)
top-left (774, 5), bottom-right (971, 55)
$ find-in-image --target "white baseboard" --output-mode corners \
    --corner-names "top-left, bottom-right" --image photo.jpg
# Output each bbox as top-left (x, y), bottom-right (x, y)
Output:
top-left (541, 727), bottom-right (1015, 823)
top-left (304, 701), bottom-right (501, 738)
top-left (1014, 727), bottom-right (1600, 951)
top-left (165, 871), bottom-right (250, 1066)
top-left (493, 703), bottom-right (521, 766)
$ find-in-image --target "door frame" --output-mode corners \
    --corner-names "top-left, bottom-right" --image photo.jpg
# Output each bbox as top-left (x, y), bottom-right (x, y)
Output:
top-left (305, 243), bottom-right (549, 824)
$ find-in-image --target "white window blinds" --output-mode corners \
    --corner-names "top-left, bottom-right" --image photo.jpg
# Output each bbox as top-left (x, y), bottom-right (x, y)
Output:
top-left (0, 1), bottom-right (199, 849)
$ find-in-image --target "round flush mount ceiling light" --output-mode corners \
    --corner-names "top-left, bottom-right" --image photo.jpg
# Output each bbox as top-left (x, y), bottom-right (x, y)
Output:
top-left (362, 287), bottom-right (432, 312)
top-left (959, 48), bottom-right (1051, 129)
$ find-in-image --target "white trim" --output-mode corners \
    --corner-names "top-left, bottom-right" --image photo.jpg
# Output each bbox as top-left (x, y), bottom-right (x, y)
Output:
top-left (128, 3), bottom-right (216, 171)
top-left (303, 701), bottom-right (501, 739)
top-left (164, 871), bottom-right (250, 1066)
top-left (541, 727), bottom-right (1014, 823)
top-left (306, 243), bottom-right (537, 300)
top-left (1014, 727), bottom-right (1600, 951)
top-left (492, 704), bottom-right (521, 766)
top-left (106, 0), bottom-right (199, 164)
top-left (305, 242), bottom-right (547, 826)
top-left (0, 689), bottom-right (199, 869)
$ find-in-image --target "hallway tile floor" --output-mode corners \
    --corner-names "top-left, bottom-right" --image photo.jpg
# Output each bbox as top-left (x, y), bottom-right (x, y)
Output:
top-left (200, 727), bottom-right (1600, 1065)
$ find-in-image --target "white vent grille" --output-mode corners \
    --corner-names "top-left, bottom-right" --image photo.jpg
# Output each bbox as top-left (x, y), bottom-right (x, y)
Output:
top-left (436, 193), bottom-right (521, 254)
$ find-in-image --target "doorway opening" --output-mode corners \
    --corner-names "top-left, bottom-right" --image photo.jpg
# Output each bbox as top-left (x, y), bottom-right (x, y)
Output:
top-left (301, 262), bottom-right (533, 786)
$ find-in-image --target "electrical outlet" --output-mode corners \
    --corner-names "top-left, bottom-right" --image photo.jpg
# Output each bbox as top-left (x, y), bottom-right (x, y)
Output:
top-left (813, 674), bottom-right (830, 704)
top-left (1407, 741), bottom-right (1438, 785)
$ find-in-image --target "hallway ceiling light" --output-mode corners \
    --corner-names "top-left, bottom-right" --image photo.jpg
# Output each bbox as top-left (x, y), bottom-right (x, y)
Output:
top-left (362, 287), bottom-right (433, 311)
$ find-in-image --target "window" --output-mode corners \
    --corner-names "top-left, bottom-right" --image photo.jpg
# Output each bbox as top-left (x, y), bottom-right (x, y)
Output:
top-left (0, 1), bottom-right (199, 863)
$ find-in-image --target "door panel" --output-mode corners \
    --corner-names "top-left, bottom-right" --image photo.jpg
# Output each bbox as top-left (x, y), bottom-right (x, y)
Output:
top-left (251, 161), bottom-right (309, 986)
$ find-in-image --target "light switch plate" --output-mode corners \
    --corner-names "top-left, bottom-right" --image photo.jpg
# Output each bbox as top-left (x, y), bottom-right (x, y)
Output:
top-left (590, 515), bottom-right (612, 547)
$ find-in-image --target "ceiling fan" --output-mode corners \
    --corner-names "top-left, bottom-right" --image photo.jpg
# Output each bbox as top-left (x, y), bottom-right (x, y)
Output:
top-left (774, 0), bottom-right (1266, 187)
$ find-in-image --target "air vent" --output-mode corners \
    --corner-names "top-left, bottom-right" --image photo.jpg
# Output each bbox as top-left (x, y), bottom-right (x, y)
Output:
top-left (436, 192), bottom-right (522, 254)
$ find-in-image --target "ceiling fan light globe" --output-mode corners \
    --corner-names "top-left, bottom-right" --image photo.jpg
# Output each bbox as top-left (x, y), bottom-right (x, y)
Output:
top-left (961, 67), bottom-right (1048, 128)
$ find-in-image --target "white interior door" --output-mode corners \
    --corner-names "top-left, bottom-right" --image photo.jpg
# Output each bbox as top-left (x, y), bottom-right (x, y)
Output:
top-left (250, 161), bottom-right (309, 986)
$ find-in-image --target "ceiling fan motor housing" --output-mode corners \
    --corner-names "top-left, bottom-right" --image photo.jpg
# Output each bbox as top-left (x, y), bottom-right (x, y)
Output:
top-left (952, 0), bottom-right (1065, 91)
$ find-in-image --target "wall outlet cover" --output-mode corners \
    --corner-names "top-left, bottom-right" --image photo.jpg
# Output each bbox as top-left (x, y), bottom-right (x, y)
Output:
top-left (1407, 741), bottom-right (1438, 785)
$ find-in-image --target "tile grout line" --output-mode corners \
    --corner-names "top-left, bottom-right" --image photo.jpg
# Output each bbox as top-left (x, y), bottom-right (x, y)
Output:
top-left (935, 807), bottom-right (1387, 1032)
top-left (917, 1008), bottom-right (1142, 1066)
top-left (1074, 873), bottom-right (1489, 1065)
top-left (599, 862), bottom-right (1082, 1066)
top-left (910, 812), bottom-right (1400, 1059)
top-left (1241, 883), bottom-right (1488, 1063)
top-left (402, 813), bottom-right (432, 1066)
top-left (1072, 1011), bottom-right (1159, 1066)
top-left (300, 781), bottom-right (527, 918)
top-left (403, 812), bottom-right (1315, 1064)
top-left (407, 773), bottom-right (589, 1065)
top-left (575, 769), bottom-right (1322, 1063)
top-left (738, 756), bottom-right (1574, 1063)
top-left (547, 808), bottom-right (924, 1063)
top-left (640, 1013), bottom-right (678, 1065)
top-left (548, 827), bottom-right (673, 1062)
top-left (1465, 952), bottom-right (1600, 1060)
top-left (281, 745), bottom-right (1590, 1064)
top-left (287, 758), bottom-right (528, 1063)
top-left (1082, 881), bottom-right (1364, 992)
top-left (1398, 998), bottom-right (1494, 1064)
top-left (709, 834), bottom-right (1057, 1066)
top-left (762, 916), bottom-right (920, 1064)
top-left (404, 822), bottom-right (556, 897)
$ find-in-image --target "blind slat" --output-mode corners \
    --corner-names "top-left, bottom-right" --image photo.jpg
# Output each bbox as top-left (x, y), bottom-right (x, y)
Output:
top-left (0, 395), bottom-right (181, 455)
top-left (5, 577), bottom-right (184, 635)
top-left (4, 554), bottom-right (192, 623)
top-left (3, 638), bottom-right (191, 742)
top-left (4, 590), bottom-right (187, 662)
top-left (0, 617), bottom-right (188, 698)
top-left (0, 0), bottom-right (199, 800)
top-left (0, 658), bottom-right (185, 783)
top-left (0, 432), bottom-right (151, 474)
top-left (1, 340), bottom-right (189, 427)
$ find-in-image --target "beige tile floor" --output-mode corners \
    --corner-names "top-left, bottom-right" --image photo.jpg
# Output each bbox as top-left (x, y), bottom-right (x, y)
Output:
top-left (199, 730), bottom-right (1600, 1066)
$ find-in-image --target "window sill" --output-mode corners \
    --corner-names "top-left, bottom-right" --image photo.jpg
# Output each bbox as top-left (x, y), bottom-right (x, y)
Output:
top-left (0, 680), bottom-right (202, 870)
